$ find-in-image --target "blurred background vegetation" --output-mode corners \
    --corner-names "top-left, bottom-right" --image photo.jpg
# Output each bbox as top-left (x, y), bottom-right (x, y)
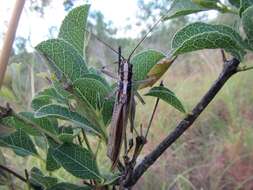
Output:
top-left (1, 0), bottom-right (253, 189)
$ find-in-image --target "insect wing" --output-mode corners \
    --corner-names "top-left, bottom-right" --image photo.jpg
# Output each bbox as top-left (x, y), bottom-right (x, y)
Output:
top-left (107, 97), bottom-right (124, 168)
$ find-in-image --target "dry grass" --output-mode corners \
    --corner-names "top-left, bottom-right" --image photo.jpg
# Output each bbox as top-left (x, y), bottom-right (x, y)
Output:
top-left (133, 50), bottom-right (253, 190)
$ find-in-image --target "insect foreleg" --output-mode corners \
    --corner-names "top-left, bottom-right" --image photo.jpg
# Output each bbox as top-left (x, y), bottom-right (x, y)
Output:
top-left (105, 87), bottom-right (118, 100)
top-left (101, 66), bottom-right (119, 80)
top-left (134, 91), bottom-right (145, 105)
top-left (133, 76), bottom-right (157, 87)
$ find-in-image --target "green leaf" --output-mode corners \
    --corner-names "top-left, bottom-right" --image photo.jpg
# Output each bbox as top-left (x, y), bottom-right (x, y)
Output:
top-left (0, 123), bottom-right (16, 137)
top-left (132, 50), bottom-right (172, 89)
top-left (145, 86), bottom-right (186, 113)
top-left (228, 0), bottom-right (240, 7)
top-left (32, 87), bottom-right (68, 110)
top-left (46, 147), bottom-right (61, 171)
top-left (0, 129), bottom-right (38, 156)
top-left (101, 99), bottom-right (114, 126)
top-left (35, 104), bottom-right (99, 135)
top-left (52, 143), bottom-right (101, 180)
top-left (242, 6), bottom-right (253, 50)
top-left (38, 87), bottom-right (65, 100)
top-left (81, 73), bottom-right (111, 90)
top-left (52, 80), bottom-right (73, 99)
top-left (192, 0), bottom-right (228, 12)
top-left (30, 167), bottom-right (58, 189)
top-left (33, 136), bottom-right (47, 150)
top-left (59, 5), bottom-right (90, 57)
top-left (240, 0), bottom-right (253, 16)
top-left (172, 22), bottom-right (246, 60)
top-left (73, 78), bottom-right (112, 127)
top-left (47, 182), bottom-right (91, 190)
top-left (88, 67), bottom-right (99, 74)
top-left (1, 116), bottom-right (40, 136)
top-left (163, 0), bottom-right (206, 20)
top-left (73, 78), bottom-right (110, 110)
top-left (57, 127), bottom-right (76, 143)
top-left (31, 95), bottom-right (51, 111)
top-left (75, 187), bottom-right (92, 190)
top-left (73, 77), bottom-right (113, 128)
top-left (46, 138), bottom-right (60, 172)
top-left (21, 112), bottom-right (59, 135)
top-left (35, 39), bottom-right (88, 82)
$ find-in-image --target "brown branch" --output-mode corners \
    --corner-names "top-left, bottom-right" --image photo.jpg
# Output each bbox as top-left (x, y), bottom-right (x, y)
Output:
top-left (124, 58), bottom-right (240, 187)
top-left (0, 0), bottom-right (26, 89)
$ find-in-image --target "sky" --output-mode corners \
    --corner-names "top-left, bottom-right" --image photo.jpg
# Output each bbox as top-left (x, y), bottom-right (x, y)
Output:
top-left (0, 0), bottom-right (144, 49)
top-left (0, 0), bottom-right (218, 51)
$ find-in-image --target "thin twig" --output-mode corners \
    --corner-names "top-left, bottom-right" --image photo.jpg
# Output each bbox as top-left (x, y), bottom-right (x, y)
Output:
top-left (25, 169), bottom-right (31, 190)
top-left (221, 49), bottom-right (227, 62)
top-left (81, 129), bottom-right (92, 153)
top-left (144, 81), bottom-right (163, 140)
top-left (124, 58), bottom-right (240, 187)
top-left (77, 135), bottom-right (83, 147)
top-left (237, 65), bottom-right (253, 72)
top-left (0, 164), bottom-right (26, 182)
top-left (144, 98), bottom-right (159, 139)
top-left (0, 0), bottom-right (26, 89)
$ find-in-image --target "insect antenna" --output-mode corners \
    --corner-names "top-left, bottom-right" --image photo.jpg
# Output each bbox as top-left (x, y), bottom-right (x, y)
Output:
top-left (84, 28), bottom-right (125, 60)
top-left (127, 16), bottom-right (164, 62)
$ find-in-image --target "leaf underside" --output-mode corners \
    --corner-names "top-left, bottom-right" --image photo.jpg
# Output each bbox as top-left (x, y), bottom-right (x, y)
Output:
top-left (52, 143), bottom-right (101, 180)
top-left (240, 0), bottom-right (253, 16)
top-left (58, 5), bottom-right (90, 57)
top-left (0, 129), bottom-right (38, 156)
top-left (35, 104), bottom-right (99, 135)
top-left (163, 0), bottom-right (206, 20)
top-left (145, 86), bottom-right (186, 113)
top-left (242, 6), bottom-right (253, 50)
top-left (35, 39), bottom-right (88, 83)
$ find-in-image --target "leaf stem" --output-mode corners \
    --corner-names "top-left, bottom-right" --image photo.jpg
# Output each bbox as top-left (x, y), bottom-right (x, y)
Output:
top-left (95, 138), bottom-right (102, 158)
top-left (145, 98), bottom-right (160, 140)
top-left (77, 134), bottom-right (83, 147)
top-left (81, 128), bottom-right (92, 153)
top-left (144, 82), bottom-right (162, 140)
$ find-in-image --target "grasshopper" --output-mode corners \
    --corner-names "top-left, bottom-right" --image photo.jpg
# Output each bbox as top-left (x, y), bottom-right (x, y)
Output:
top-left (85, 17), bottom-right (175, 170)
top-left (107, 47), bottom-right (134, 169)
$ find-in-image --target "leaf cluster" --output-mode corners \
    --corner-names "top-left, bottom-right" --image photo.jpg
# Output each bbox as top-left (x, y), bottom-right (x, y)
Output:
top-left (1, 0), bottom-right (253, 189)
